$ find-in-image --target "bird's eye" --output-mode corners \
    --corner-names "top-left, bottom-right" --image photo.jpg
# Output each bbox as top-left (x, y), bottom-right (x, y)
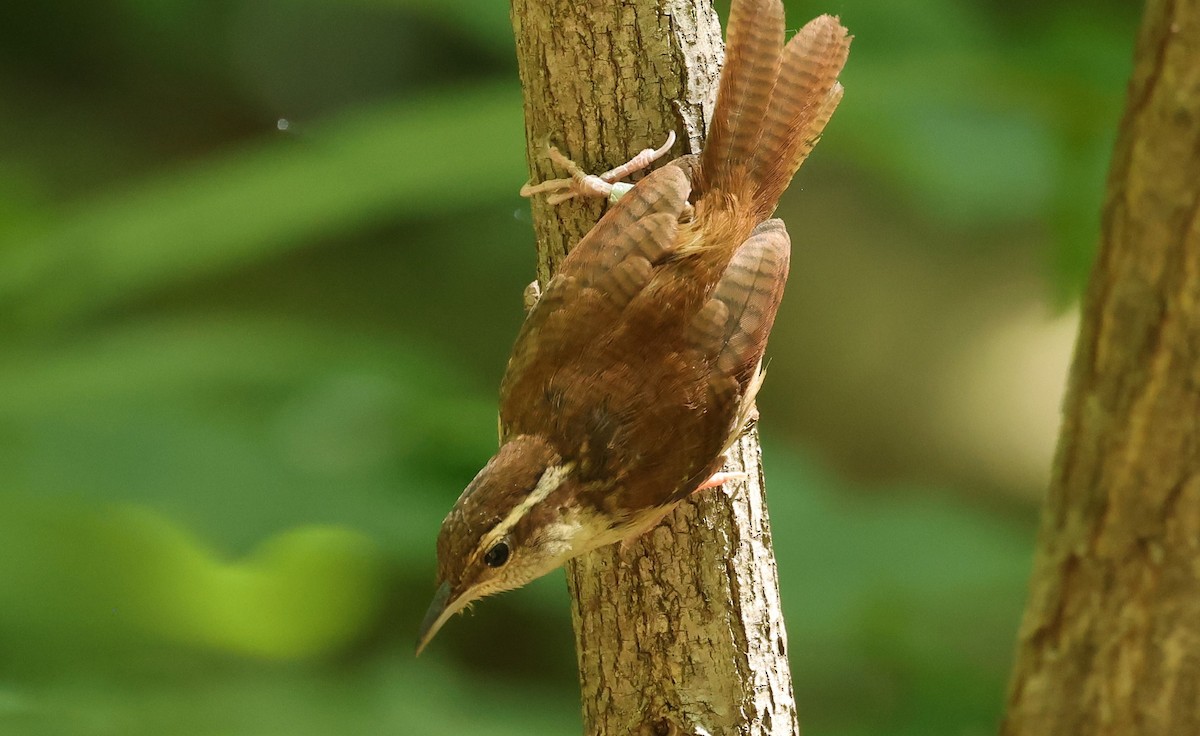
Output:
top-left (483, 541), bottom-right (510, 568)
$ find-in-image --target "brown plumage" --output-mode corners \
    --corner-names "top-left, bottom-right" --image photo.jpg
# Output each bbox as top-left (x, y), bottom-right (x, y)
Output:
top-left (418, 1), bottom-right (850, 654)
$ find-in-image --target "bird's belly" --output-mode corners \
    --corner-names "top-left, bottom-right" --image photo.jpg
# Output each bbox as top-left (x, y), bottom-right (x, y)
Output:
top-left (571, 497), bottom-right (684, 555)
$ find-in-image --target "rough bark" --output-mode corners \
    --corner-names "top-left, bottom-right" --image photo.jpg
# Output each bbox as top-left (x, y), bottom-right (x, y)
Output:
top-left (1002, 1), bottom-right (1200, 733)
top-left (508, 2), bottom-right (800, 735)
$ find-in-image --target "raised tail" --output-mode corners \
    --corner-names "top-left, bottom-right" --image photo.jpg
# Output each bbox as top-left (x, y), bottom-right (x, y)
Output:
top-left (699, 3), bottom-right (850, 219)
top-left (698, 0), bottom-right (784, 196)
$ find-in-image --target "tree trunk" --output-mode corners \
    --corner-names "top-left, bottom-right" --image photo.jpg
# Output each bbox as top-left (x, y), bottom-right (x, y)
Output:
top-left (1002, 1), bottom-right (1200, 733)
top-left (508, 2), bottom-right (800, 734)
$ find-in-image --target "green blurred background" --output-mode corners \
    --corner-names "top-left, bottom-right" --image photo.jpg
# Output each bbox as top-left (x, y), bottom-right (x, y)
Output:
top-left (0, 0), bottom-right (1138, 733)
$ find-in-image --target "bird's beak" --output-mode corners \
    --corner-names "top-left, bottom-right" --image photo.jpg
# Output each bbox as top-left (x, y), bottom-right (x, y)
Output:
top-left (415, 580), bottom-right (458, 656)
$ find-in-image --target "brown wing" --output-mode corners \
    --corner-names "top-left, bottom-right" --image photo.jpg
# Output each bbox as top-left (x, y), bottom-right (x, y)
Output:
top-left (684, 218), bottom-right (791, 470)
top-left (558, 163), bottom-right (692, 281)
top-left (609, 218), bottom-right (791, 512)
top-left (499, 163), bottom-right (694, 440)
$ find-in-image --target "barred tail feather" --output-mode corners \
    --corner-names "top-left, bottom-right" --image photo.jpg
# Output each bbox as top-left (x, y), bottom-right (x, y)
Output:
top-left (698, 0), bottom-right (784, 195)
top-left (749, 14), bottom-right (851, 217)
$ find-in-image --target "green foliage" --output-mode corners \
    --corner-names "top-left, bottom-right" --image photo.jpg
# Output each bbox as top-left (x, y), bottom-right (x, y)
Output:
top-left (814, 0), bottom-right (1137, 297)
top-left (0, 0), bottom-right (1134, 733)
top-left (0, 498), bottom-right (388, 660)
top-left (0, 84), bottom-right (525, 328)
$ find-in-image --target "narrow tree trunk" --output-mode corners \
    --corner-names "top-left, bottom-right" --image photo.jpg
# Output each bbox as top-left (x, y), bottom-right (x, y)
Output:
top-left (508, 2), bottom-right (800, 734)
top-left (1003, 1), bottom-right (1200, 733)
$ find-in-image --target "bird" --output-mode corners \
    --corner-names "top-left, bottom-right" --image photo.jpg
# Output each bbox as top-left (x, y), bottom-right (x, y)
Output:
top-left (416, 0), bottom-right (850, 655)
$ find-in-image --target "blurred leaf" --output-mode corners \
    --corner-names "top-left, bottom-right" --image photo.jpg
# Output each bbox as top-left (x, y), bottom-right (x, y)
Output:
top-left (0, 497), bottom-right (390, 661)
top-left (108, 507), bottom-right (390, 660)
top-left (0, 82), bottom-right (525, 328)
top-left (766, 447), bottom-right (1034, 735)
top-left (811, 0), bottom-right (1135, 299)
top-left (0, 317), bottom-right (496, 550)
top-left (389, 0), bottom-right (515, 55)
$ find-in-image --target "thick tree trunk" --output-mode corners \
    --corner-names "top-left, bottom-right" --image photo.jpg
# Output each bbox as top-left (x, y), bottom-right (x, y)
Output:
top-left (508, 2), bottom-right (800, 735)
top-left (1002, 1), bottom-right (1200, 733)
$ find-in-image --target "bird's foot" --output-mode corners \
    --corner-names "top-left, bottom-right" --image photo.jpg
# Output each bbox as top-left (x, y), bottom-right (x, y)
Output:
top-left (694, 471), bottom-right (747, 491)
top-left (520, 130), bottom-right (676, 205)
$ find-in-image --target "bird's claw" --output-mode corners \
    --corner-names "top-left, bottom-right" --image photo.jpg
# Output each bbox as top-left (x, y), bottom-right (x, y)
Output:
top-left (520, 130), bottom-right (677, 204)
top-left (695, 471), bottom-right (747, 491)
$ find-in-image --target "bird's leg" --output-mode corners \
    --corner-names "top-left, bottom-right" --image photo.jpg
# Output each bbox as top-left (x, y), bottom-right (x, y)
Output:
top-left (694, 471), bottom-right (747, 491)
top-left (597, 130), bottom-right (678, 185)
top-left (520, 131), bottom-right (676, 205)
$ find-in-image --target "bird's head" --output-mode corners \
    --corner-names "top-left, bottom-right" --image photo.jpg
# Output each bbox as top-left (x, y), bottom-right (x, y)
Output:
top-left (416, 434), bottom-right (596, 654)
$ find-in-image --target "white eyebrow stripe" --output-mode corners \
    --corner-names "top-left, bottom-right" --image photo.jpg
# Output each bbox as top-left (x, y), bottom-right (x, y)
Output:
top-left (481, 462), bottom-right (575, 551)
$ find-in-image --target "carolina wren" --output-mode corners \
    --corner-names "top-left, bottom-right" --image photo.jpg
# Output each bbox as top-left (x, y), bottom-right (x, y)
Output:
top-left (417, 0), bottom-right (850, 654)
